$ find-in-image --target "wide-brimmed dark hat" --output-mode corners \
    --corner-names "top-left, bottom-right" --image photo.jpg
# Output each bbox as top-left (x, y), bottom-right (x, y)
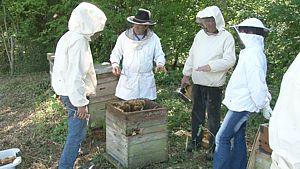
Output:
top-left (127, 8), bottom-right (156, 25)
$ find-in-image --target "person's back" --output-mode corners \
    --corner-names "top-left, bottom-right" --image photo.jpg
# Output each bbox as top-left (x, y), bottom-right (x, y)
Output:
top-left (269, 52), bottom-right (300, 169)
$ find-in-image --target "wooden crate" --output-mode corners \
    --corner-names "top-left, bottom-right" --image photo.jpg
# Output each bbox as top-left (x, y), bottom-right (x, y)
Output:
top-left (47, 53), bottom-right (118, 129)
top-left (106, 100), bottom-right (168, 169)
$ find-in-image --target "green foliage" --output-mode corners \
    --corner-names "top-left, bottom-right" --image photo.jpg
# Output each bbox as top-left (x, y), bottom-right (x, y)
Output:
top-left (33, 93), bottom-right (68, 144)
top-left (0, 0), bottom-right (299, 105)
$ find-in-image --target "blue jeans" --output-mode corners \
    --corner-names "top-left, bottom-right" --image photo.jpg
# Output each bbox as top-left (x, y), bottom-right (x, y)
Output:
top-left (213, 110), bottom-right (250, 169)
top-left (59, 96), bottom-right (88, 169)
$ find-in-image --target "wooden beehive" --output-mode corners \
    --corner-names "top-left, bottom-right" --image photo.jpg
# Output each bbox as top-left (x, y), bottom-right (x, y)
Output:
top-left (105, 99), bottom-right (168, 169)
top-left (89, 64), bottom-right (118, 128)
top-left (47, 53), bottom-right (118, 128)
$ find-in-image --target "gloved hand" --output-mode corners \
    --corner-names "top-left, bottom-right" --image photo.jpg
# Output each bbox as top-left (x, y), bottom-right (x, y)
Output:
top-left (261, 105), bottom-right (272, 120)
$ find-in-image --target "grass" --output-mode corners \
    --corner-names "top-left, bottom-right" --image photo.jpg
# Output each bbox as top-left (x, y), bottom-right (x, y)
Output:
top-left (0, 70), bottom-right (269, 169)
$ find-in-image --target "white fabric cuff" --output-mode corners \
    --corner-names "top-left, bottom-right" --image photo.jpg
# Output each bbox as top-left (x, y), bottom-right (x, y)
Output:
top-left (111, 62), bottom-right (119, 68)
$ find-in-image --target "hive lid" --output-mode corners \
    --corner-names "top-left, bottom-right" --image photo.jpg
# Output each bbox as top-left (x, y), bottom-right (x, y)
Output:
top-left (94, 62), bottom-right (112, 74)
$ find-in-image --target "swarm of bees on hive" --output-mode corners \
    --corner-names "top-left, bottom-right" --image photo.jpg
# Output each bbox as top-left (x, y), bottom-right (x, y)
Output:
top-left (0, 156), bottom-right (16, 166)
top-left (112, 100), bottom-right (146, 112)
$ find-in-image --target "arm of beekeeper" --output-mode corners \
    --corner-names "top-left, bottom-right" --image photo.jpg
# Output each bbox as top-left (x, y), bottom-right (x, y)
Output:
top-left (110, 34), bottom-right (124, 68)
top-left (66, 38), bottom-right (90, 107)
top-left (246, 55), bottom-right (270, 110)
top-left (208, 35), bottom-right (236, 72)
top-left (182, 43), bottom-right (195, 77)
top-left (153, 35), bottom-right (166, 72)
top-left (153, 35), bottom-right (166, 65)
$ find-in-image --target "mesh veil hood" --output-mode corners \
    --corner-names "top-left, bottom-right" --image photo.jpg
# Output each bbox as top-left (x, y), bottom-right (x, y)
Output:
top-left (68, 2), bottom-right (107, 35)
top-left (196, 6), bottom-right (225, 31)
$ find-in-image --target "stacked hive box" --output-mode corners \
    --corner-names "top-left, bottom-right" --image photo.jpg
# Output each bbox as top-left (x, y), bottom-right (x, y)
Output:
top-left (106, 100), bottom-right (168, 168)
top-left (47, 53), bottom-right (118, 128)
top-left (89, 64), bottom-right (118, 128)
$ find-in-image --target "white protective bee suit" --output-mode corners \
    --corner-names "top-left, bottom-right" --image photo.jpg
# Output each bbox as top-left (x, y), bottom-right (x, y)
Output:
top-left (269, 52), bottom-right (300, 169)
top-left (110, 28), bottom-right (165, 100)
top-left (182, 6), bottom-right (236, 87)
top-left (223, 18), bottom-right (271, 113)
top-left (52, 2), bottom-right (107, 107)
top-left (213, 18), bottom-right (271, 169)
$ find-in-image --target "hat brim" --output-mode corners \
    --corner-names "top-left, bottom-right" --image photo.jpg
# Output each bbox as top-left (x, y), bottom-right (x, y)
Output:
top-left (127, 16), bottom-right (156, 25)
top-left (234, 25), bottom-right (270, 32)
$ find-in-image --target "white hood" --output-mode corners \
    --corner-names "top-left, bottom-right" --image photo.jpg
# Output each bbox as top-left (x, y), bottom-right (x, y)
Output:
top-left (68, 2), bottom-right (107, 36)
top-left (196, 6), bottom-right (225, 31)
top-left (231, 18), bottom-right (268, 50)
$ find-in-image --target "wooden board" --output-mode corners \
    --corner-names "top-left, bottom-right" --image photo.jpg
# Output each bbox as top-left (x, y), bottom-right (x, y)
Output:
top-left (247, 123), bottom-right (272, 169)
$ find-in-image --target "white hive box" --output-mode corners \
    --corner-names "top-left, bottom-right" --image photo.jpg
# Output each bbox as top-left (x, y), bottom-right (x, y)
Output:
top-left (0, 148), bottom-right (21, 169)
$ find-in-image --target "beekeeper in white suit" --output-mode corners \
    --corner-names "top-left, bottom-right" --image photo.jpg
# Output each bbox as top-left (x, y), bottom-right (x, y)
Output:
top-left (213, 18), bottom-right (272, 169)
top-left (269, 52), bottom-right (300, 169)
top-left (110, 8), bottom-right (166, 101)
top-left (51, 2), bottom-right (107, 168)
top-left (180, 6), bottom-right (236, 156)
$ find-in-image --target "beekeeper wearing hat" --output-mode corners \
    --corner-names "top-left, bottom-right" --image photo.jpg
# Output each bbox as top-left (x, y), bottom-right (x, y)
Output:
top-left (110, 8), bottom-right (166, 101)
top-left (180, 6), bottom-right (236, 156)
top-left (269, 52), bottom-right (300, 169)
top-left (213, 18), bottom-right (271, 169)
top-left (51, 2), bottom-right (107, 168)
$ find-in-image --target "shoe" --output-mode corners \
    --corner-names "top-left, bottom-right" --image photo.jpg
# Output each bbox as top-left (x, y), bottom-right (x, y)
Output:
top-left (186, 140), bottom-right (201, 152)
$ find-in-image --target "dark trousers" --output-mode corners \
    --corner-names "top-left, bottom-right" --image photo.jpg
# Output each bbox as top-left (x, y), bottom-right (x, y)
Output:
top-left (191, 84), bottom-right (222, 150)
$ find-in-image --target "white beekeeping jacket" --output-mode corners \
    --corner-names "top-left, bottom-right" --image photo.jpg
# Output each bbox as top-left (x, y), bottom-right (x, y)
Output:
top-left (182, 6), bottom-right (236, 87)
top-left (223, 26), bottom-right (270, 112)
top-left (109, 28), bottom-right (165, 100)
top-left (52, 2), bottom-right (106, 107)
top-left (269, 52), bottom-right (300, 168)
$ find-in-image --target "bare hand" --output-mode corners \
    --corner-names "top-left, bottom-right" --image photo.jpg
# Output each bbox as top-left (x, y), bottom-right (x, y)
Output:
top-left (155, 65), bottom-right (167, 73)
top-left (195, 64), bottom-right (211, 72)
top-left (112, 66), bottom-right (121, 76)
top-left (77, 105), bottom-right (88, 119)
top-left (181, 75), bottom-right (190, 87)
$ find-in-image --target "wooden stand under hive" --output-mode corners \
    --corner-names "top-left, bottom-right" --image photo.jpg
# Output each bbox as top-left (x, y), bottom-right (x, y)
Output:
top-left (105, 99), bottom-right (168, 169)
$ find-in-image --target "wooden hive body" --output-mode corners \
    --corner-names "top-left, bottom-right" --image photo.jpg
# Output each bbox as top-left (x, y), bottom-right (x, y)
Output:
top-left (106, 100), bottom-right (168, 168)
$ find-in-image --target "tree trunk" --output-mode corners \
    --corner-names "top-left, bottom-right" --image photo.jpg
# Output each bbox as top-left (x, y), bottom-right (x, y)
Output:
top-left (1, 0), bottom-right (15, 75)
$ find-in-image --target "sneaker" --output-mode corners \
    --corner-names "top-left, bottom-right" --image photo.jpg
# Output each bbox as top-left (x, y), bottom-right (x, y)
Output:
top-left (186, 140), bottom-right (201, 152)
